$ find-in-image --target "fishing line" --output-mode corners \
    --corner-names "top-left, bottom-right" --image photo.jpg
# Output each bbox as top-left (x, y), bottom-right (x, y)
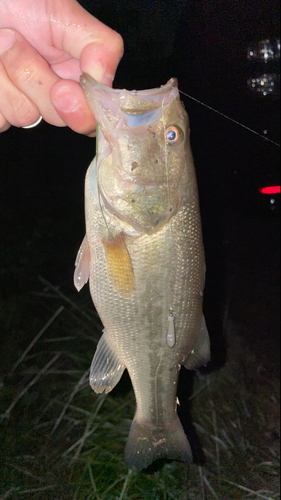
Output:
top-left (179, 89), bottom-right (280, 147)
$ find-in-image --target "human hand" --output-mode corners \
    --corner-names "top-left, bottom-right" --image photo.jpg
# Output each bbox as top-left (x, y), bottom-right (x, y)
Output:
top-left (0, 0), bottom-right (123, 134)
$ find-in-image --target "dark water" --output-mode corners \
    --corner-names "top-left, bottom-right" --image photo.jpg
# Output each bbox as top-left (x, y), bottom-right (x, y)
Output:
top-left (0, 0), bottom-right (280, 379)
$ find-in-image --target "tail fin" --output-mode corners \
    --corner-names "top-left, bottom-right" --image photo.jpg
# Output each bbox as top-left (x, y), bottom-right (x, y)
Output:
top-left (125, 416), bottom-right (192, 471)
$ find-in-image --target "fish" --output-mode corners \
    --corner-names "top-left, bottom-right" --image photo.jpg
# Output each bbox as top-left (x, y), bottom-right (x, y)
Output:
top-left (74, 74), bottom-right (210, 471)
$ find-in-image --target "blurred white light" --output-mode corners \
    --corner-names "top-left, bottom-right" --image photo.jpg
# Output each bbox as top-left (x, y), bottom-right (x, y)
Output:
top-left (247, 73), bottom-right (280, 97)
top-left (247, 38), bottom-right (280, 63)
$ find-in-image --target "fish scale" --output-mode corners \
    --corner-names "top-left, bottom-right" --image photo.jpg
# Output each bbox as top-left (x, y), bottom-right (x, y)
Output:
top-left (74, 75), bottom-right (211, 471)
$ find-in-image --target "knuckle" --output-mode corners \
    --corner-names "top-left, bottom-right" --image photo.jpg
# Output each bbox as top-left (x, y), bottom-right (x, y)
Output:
top-left (14, 63), bottom-right (37, 87)
top-left (12, 96), bottom-right (39, 127)
top-left (13, 54), bottom-right (48, 91)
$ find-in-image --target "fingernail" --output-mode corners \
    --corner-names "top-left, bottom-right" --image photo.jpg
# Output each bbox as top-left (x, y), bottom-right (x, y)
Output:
top-left (82, 61), bottom-right (114, 87)
top-left (0, 29), bottom-right (15, 55)
top-left (83, 61), bottom-right (104, 83)
top-left (102, 73), bottom-right (114, 87)
top-left (52, 88), bottom-right (79, 113)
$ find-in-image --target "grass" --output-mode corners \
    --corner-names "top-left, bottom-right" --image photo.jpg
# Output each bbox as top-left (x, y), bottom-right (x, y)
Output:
top-left (0, 277), bottom-right (280, 500)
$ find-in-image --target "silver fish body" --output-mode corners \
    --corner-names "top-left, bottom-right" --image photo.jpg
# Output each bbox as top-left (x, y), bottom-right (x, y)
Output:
top-left (74, 75), bottom-right (210, 471)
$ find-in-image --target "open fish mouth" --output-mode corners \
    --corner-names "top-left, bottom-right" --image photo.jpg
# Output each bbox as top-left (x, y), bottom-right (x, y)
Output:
top-left (80, 74), bottom-right (178, 105)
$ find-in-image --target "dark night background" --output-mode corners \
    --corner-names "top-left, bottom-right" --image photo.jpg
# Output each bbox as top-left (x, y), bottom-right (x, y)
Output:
top-left (0, 0), bottom-right (280, 382)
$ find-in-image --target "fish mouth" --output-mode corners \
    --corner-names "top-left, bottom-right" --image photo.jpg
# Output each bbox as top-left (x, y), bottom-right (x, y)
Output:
top-left (80, 74), bottom-right (178, 115)
top-left (80, 74), bottom-right (178, 96)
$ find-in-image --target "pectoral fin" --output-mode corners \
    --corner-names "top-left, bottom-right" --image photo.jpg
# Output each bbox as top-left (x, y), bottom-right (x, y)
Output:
top-left (74, 235), bottom-right (91, 291)
top-left (102, 232), bottom-right (134, 296)
top-left (90, 330), bottom-right (125, 394)
top-left (183, 316), bottom-right (210, 370)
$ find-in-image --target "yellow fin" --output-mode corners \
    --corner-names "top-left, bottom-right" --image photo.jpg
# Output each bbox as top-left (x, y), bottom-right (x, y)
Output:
top-left (102, 233), bottom-right (134, 295)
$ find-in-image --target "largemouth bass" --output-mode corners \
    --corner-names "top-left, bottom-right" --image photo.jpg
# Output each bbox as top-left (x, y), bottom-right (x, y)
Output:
top-left (74, 75), bottom-right (210, 471)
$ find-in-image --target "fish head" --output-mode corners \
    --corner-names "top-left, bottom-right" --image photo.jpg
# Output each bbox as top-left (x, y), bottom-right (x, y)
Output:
top-left (81, 74), bottom-right (190, 234)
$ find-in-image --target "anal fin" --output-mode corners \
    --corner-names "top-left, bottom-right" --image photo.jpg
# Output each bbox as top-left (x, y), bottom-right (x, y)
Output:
top-left (90, 330), bottom-right (125, 394)
top-left (183, 316), bottom-right (210, 370)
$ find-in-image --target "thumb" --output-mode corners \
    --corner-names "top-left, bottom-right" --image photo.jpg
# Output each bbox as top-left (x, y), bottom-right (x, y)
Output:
top-left (52, 0), bottom-right (124, 85)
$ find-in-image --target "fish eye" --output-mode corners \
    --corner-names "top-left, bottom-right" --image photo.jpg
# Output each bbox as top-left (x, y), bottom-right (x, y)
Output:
top-left (165, 126), bottom-right (183, 147)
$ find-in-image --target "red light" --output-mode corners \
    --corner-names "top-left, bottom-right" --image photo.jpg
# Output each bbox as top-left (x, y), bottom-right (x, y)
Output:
top-left (259, 186), bottom-right (280, 195)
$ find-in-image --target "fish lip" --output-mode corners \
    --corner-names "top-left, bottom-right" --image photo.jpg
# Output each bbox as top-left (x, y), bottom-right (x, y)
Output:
top-left (80, 73), bottom-right (178, 97)
top-left (81, 74), bottom-right (179, 116)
